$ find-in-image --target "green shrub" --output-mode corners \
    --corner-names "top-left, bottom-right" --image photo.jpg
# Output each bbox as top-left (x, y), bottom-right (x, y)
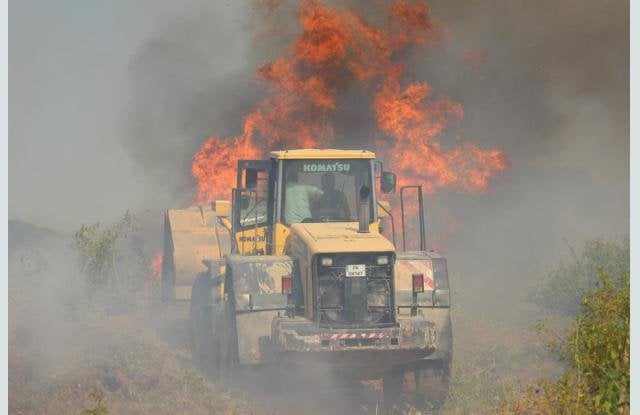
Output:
top-left (80, 390), bottom-right (109, 415)
top-left (571, 273), bottom-right (629, 412)
top-left (498, 271), bottom-right (629, 414)
top-left (528, 237), bottom-right (629, 315)
top-left (74, 211), bottom-right (138, 294)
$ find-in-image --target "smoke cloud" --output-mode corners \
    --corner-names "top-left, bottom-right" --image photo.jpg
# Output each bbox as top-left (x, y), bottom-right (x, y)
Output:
top-left (122, 0), bottom-right (628, 304)
top-left (422, 0), bottom-right (629, 309)
top-left (8, 1), bottom-right (629, 411)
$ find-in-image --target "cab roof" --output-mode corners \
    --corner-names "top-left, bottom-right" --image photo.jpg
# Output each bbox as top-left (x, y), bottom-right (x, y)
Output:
top-left (269, 149), bottom-right (376, 160)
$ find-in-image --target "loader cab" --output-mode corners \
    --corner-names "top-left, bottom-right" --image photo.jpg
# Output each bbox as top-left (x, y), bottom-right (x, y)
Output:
top-left (280, 158), bottom-right (376, 225)
top-left (232, 150), bottom-right (397, 256)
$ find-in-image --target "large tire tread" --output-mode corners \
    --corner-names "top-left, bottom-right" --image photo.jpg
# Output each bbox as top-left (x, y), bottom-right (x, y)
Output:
top-left (382, 368), bottom-right (404, 414)
top-left (189, 273), bottom-right (216, 373)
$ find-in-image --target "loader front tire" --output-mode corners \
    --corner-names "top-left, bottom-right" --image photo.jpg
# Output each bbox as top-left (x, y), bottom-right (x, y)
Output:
top-left (382, 368), bottom-right (404, 413)
top-left (189, 273), bottom-right (217, 373)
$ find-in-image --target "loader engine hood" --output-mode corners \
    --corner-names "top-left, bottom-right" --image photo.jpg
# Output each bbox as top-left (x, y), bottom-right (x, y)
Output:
top-left (287, 222), bottom-right (396, 328)
top-left (288, 222), bottom-right (395, 256)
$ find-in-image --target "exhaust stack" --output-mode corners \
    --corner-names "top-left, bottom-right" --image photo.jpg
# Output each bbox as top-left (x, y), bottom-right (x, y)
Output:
top-left (358, 185), bottom-right (370, 233)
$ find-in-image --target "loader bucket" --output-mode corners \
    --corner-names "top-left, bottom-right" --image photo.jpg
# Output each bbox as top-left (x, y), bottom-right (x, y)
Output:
top-left (162, 204), bottom-right (232, 301)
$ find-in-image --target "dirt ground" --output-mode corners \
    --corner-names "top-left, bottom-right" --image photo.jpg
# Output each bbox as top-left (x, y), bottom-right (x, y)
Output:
top-left (8, 220), bottom-right (561, 415)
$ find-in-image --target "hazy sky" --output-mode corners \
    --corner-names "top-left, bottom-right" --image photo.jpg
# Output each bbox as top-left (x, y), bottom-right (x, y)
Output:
top-left (9, 0), bottom-right (246, 230)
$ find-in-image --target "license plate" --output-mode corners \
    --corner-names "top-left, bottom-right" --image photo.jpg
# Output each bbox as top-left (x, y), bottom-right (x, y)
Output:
top-left (345, 264), bottom-right (366, 277)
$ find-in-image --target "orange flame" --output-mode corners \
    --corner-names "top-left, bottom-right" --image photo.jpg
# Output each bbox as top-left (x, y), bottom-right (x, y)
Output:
top-left (191, 0), bottom-right (508, 206)
top-left (193, 135), bottom-right (261, 204)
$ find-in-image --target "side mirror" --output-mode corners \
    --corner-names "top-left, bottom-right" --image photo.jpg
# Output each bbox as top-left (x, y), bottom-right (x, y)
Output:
top-left (380, 171), bottom-right (396, 194)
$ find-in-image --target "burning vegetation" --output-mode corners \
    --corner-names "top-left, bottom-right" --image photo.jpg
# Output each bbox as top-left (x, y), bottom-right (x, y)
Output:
top-left (192, 0), bottom-right (508, 205)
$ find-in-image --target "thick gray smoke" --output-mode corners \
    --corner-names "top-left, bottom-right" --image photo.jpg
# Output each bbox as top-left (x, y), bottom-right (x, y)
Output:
top-left (422, 0), bottom-right (629, 311)
top-left (8, 0), bottom-right (629, 412)
top-left (122, 1), bottom-right (263, 210)
top-left (121, 0), bottom-right (628, 305)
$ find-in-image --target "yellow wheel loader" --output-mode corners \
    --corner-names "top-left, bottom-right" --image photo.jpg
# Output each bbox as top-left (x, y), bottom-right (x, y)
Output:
top-left (162, 149), bottom-right (452, 410)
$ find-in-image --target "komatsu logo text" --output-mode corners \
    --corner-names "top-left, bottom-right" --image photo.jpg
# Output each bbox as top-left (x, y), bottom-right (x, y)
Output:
top-left (302, 162), bottom-right (351, 173)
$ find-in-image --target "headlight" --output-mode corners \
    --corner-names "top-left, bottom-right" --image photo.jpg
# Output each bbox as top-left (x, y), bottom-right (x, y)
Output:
top-left (320, 257), bottom-right (333, 266)
top-left (376, 256), bottom-right (389, 265)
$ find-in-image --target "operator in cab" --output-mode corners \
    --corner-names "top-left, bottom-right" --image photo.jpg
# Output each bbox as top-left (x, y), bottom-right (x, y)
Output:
top-left (312, 172), bottom-right (351, 220)
top-left (284, 170), bottom-right (323, 224)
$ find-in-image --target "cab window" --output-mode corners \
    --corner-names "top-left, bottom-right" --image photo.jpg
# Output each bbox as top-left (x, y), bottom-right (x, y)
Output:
top-left (281, 159), bottom-right (374, 225)
top-left (237, 167), bottom-right (270, 229)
